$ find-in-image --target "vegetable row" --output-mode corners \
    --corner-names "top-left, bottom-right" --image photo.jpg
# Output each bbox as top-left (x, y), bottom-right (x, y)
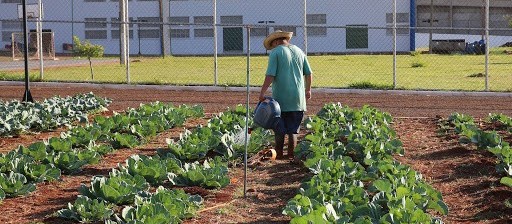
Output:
top-left (57, 105), bottom-right (273, 223)
top-left (284, 103), bottom-right (448, 223)
top-left (444, 113), bottom-right (512, 188)
top-left (0, 92), bottom-right (111, 137)
top-left (0, 102), bottom-right (204, 202)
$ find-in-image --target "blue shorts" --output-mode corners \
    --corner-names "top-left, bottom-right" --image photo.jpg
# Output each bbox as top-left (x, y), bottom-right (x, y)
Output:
top-left (274, 111), bottom-right (304, 135)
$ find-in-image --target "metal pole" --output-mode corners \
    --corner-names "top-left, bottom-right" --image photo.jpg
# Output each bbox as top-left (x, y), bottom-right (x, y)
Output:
top-left (428, 0), bottom-right (433, 54)
top-left (37, 0), bottom-right (43, 80)
top-left (393, 0), bottom-right (397, 88)
top-left (21, 0), bottom-right (33, 102)
top-left (158, 0), bottom-right (165, 58)
top-left (169, 0), bottom-right (172, 55)
top-left (484, 0), bottom-right (489, 91)
top-left (213, 0), bottom-right (218, 86)
top-left (125, 0), bottom-right (130, 84)
top-left (120, 0), bottom-right (126, 65)
top-left (137, 21), bottom-right (141, 56)
top-left (71, 0), bottom-right (74, 55)
top-left (243, 25), bottom-right (251, 198)
top-left (303, 0), bottom-right (307, 54)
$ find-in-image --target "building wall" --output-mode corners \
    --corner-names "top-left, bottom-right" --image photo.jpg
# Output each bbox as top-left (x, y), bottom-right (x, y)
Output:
top-left (1, 0), bottom-right (412, 55)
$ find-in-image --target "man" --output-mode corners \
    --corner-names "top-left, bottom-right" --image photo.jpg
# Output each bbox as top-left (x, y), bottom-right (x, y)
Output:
top-left (259, 30), bottom-right (313, 160)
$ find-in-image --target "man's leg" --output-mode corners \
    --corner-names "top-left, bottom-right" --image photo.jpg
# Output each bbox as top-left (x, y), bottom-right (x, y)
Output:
top-left (275, 134), bottom-right (285, 159)
top-left (287, 133), bottom-right (297, 159)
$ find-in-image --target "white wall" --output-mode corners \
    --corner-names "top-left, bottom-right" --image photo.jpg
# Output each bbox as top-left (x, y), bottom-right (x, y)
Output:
top-left (1, 0), bottom-right (412, 55)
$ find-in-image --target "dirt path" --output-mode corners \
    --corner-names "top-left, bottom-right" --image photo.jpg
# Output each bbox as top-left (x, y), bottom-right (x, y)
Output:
top-left (393, 118), bottom-right (512, 224)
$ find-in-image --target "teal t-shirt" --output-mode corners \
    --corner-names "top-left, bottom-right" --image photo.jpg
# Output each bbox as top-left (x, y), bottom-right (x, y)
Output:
top-left (265, 44), bottom-right (312, 112)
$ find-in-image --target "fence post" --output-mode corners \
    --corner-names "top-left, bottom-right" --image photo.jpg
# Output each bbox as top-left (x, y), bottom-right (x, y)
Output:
top-left (213, 0), bottom-right (218, 86)
top-left (243, 25), bottom-right (251, 198)
top-left (37, 0), bottom-right (43, 80)
top-left (125, 0), bottom-right (130, 84)
top-left (303, 0), bottom-right (307, 54)
top-left (393, 0), bottom-right (397, 89)
top-left (484, 0), bottom-right (490, 91)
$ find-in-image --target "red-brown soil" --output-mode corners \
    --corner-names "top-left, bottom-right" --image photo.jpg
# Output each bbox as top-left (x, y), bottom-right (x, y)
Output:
top-left (0, 83), bottom-right (512, 223)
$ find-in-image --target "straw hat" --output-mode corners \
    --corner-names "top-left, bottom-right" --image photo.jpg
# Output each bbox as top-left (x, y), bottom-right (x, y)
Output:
top-left (263, 30), bottom-right (293, 50)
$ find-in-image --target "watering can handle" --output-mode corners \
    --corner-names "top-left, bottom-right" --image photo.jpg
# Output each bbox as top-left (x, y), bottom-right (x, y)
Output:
top-left (256, 96), bottom-right (272, 107)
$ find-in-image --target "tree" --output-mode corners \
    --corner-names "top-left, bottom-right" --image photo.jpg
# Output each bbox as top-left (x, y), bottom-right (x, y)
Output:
top-left (73, 36), bottom-right (104, 81)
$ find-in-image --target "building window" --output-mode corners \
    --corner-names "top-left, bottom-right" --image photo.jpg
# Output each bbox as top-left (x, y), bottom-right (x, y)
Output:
top-left (111, 17), bottom-right (134, 39)
top-left (307, 14), bottom-right (327, 36)
top-left (170, 16), bottom-right (189, 25)
top-left (193, 16), bottom-right (213, 38)
top-left (346, 25), bottom-right (368, 49)
top-left (170, 29), bottom-right (190, 38)
top-left (386, 13), bottom-right (409, 36)
top-left (169, 17), bottom-right (190, 38)
top-left (85, 18), bottom-right (107, 39)
top-left (1, 21), bottom-right (21, 42)
top-left (193, 16), bottom-right (213, 25)
top-left (85, 18), bottom-right (107, 29)
top-left (250, 28), bottom-right (267, 37)
top-left (136, 17), bottom-right (160, 39)
top-left (273, 26), bottom-right (296, 35)
top-left (221, 16), bottom-right (243, 24)
top-left (307, 14), bottom-right (326, 24)
top-left (194, 28), bottom-right (213, 38)
top-left (85, 30), bottom-right (107, 39)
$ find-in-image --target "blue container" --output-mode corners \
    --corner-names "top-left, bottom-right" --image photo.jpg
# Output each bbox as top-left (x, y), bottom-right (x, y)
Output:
top-left (253, 97), bottom-right (281, 129)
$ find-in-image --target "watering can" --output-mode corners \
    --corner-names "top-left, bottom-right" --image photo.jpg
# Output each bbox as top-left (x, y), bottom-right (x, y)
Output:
top-left (253, 97), bottom-right (281, 130)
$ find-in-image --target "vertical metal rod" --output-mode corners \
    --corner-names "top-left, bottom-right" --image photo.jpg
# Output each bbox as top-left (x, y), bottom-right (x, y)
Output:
top-left (120, 0), bottom-right (127, 65)
top-left (22, 0), bottom-right (33, 102)
top-left (158, 0), bottom-right (165, 58)
top-left (37, 0), bottom-right (43, 80)
top-left (243, 26), bottom-right (251, 198)
top-left (125, 0), bottom-right (130, 84)
top-left (213, 0), bottom-right (218, 86)
top-left (303, 0), bottom-right (307, 54)
top-left (393, 0), bottom-right (397, 89)
top-left (71, 0), bottom-right (74, 54)
top-left (428, 0), bottom-right (433, 54)
top-left (484, 0), bottom-right (489, 91)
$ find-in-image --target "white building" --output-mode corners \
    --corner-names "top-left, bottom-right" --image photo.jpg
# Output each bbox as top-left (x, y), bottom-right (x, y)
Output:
top-left (1, 0), bottom-right (510, 56)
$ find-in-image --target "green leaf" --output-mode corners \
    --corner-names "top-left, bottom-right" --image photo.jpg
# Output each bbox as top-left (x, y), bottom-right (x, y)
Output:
top-left (500, 177), bottom-right (512, 188)
top-left (371, 179), bottom-right (392, 193)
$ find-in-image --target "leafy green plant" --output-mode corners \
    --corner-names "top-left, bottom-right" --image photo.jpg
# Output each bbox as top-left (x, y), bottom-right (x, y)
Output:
top-left (57, 195), bottom-right (114, 223)
top-left (115, 186), bottom-right (203, 223)
top-left (347, 81), bottom-right (394, 90)
top-left (120, 155), bottom-right (181, 185)
top-left (79, 169), bottom-right (149, 205)
top-left (73, 36), bottom-right (104, 80)
top-left (411, 61), bottom-right (426, 68)
top-left (0, 171), bottom-right (36, 197)
top-left (169, 157), bottom-right (230, 189)
top-left (284, 103), bottom-right (448, 222)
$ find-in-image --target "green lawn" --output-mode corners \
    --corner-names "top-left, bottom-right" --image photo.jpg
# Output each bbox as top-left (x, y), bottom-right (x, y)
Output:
top-left (1, 47), bottom-right (511, 92)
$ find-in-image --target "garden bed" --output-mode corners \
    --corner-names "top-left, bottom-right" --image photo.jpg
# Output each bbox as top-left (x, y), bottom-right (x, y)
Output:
top-left (0, 84), bottom-right (511, 223)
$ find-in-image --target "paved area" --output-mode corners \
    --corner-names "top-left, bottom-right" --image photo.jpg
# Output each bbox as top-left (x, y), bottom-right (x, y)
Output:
top-left (0, 58), bottom-right (118, 71)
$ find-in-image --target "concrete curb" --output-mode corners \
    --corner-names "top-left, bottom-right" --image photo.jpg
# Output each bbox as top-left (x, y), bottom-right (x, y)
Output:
top-left (1, 81), bottom-right (511, 97)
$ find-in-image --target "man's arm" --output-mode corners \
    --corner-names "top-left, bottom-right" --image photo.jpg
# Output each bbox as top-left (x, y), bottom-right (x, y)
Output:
top-left (305, 74), bottom-right (312, 100)
top-left (259, 75), bottom-right (274, 102)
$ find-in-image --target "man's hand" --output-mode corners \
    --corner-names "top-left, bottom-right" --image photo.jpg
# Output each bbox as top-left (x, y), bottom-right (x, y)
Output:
top-left (306, 90), bottom-right (311, 100)
top-left (259, 93), bottom-right (266, 102)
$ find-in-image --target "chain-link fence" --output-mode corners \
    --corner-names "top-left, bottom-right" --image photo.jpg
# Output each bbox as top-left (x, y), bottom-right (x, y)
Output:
top-left (0, 0), bottom-right (511, 91)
